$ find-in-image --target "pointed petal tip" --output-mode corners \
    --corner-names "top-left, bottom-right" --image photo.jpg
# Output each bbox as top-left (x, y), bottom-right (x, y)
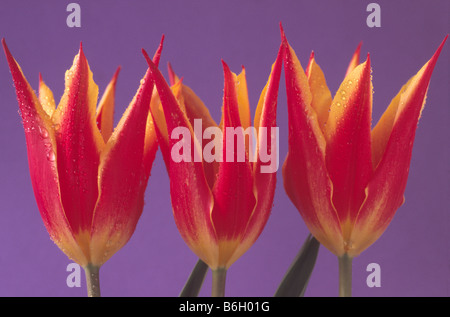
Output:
top-left (78, 42), bottom-right (87, 62)
top-left (142, 48), bottom-right (151, 64)
top-left (308, 51), bottom-right (315, 64)
top-left (142, 38), bottom-right (164, 68)
top-left (39, 72), bottom-right (43, 82)
top-left (279, 22), bottom-right (286, 40)
top-left (364, 53), bottom-right (371, 71)
top-left (423, 35), bottom-right (448, 74)
top-left (167, 62), bottom-right (177, 86)
top-left (112, 66), bottom-right (121, 80)
top-left (221, 59), bottom-right (230, 72)
top-left (434, 34), bottom-right (448, 57)
top-left (2, 38), bottom-right (11, 56)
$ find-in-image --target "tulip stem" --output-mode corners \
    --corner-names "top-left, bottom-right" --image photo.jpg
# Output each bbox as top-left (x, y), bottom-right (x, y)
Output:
top-left (84, 264), bottom-right (101, 297)
top-left (338, 254), bottom-right (352, 297)
top-left (211, 268), bottom-right (227, 297)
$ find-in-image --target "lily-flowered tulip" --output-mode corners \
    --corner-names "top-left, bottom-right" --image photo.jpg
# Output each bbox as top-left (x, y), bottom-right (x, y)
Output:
top-left (142, 45), bottom-right (282, 296)
top-left (280, 27), bottom-right (446, 295)
top-left (3, 38), bottom-right (163, 296)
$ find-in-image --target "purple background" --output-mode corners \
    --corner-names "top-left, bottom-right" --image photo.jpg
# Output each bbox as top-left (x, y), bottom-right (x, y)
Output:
top-left (0, 1), bottom-right (448, 297)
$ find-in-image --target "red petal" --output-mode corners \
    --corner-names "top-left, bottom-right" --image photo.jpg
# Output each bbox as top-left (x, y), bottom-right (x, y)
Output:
top-left (166, 64), bottom-right (220, 189)
top-left (325, 56), bottom-right (373, 239)
top-left (344, 42), bottom-right (362, 78)
top-left (210, 61), bottom-right (256, 268)
top-left (349, 36), bottom-right (447, 257)
top-left (144, 51), bottom-right (219, 269)
top-left (228, 43), bottom-right (283, 266)
top-left (280, 29), bottom-right (344, 256)
top-left (89, 38), bottom-right (163, 266)
top-left (2, 39), bottom-right (88, 265)
top-left (51, 44), bottom-right (104, 238)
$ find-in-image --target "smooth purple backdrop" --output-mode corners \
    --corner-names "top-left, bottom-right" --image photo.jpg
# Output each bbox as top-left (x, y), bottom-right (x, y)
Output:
top-left (0, 1), bottom-right (448, 297)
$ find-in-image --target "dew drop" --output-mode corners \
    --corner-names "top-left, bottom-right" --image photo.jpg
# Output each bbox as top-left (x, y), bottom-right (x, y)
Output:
top-left (47, 151), bottom-right (56, 162)
top-left (38, 126), bottom-right (49, 138)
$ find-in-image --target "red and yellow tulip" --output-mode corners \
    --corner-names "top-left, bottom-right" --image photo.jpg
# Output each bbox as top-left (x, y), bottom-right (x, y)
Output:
top-left (2, 38), bottom-right (163, 269)
top-left (142, 45), bottom-right (282, 273)
top-left (281, 28), bottom-right (447, 258)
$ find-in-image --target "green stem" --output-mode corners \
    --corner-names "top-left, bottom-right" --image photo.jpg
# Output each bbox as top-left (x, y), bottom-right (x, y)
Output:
top-left (211, 268), bottom-right (227, 297)
top-left (338, 254), bottom-right (352, 297)
top-left (84, 264), bottom-right (101, 297)
top-left (179, 259), bottom-right (209, 297)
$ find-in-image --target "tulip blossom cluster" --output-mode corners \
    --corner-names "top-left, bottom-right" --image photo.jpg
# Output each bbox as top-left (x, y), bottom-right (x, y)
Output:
top-left (2, 25), bottom-right (446, 297)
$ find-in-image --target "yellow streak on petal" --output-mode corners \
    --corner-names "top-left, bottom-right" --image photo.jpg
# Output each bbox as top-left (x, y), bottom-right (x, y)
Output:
top-left (217, 239), bottom-right (240, 269)
top-left (38, 76), bottom-right (56, 118)
top-left (234, 69), bottom-right (251, 130)
top-left (285, 42), bottom-right (326, 157)
top-left (53, 52), bottom-right (105, 152)
top-left (96, 68), bottom-right (120, 143)
top-left (149, 88), bottom-right (168, 146)
top-left (344, 42), bottom-right (362, 78)
top-left (306, 57), bottom-right (332, 135)
top-left (371, 75), bottom-right (416, 169)
top-left (347, 187), bottom-right (391, 257)
top-left (253, 83), bottom-right (267, 133)
top-left (325, 60), bottom-right (368, 142)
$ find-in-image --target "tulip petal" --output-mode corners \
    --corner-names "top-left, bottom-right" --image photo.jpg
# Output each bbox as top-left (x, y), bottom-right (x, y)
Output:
top-left (89, 39), bottom-right (163, 266)
top-left (167, 62), bottom-right (179, 86)
top-left (149, 87), bottom-right (171, 165)
top-left (96, 67), bottom-right (121, 143)
top-left (325, 57), bottom-right (373, 239)
top-left (49, 44), bottom-right (104, 254)
top-left (166, 65), bottom-right (220, 189)
top-left (349, 36), bottom-right (447, 257)
top-left (235, 67), bottom-right (251, 131)
top-left (281, 30), bottom-right (344, 256)
top-left (227, 43), bottom-right (283, 266)
top-left (2, 39), bottom-right (88, 265)
top-left (209, 61), bottom-right (256, 268)
top-left (38, 73), bottom-right (56, 118)
top-left (305, 52), bottom-right (332, 134)
top-left (344, 42), bottom-right (362, 78)
top-left (144, 51), bottom-right (219, 269)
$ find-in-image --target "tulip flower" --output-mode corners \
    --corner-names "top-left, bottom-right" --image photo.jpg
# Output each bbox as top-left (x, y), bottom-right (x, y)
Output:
top-left (280, 27), bottom-right (446, 296)
top-left (142, 45), bottom-right (282, 296)
top-left (2, 37), bottom-right (164, 296)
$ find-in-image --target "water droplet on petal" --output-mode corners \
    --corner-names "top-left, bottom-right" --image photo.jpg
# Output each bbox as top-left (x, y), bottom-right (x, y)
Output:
top-left (38, 126), bottom-right (49, 138)
top-left (47, 151), bottom-right (56, 162)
